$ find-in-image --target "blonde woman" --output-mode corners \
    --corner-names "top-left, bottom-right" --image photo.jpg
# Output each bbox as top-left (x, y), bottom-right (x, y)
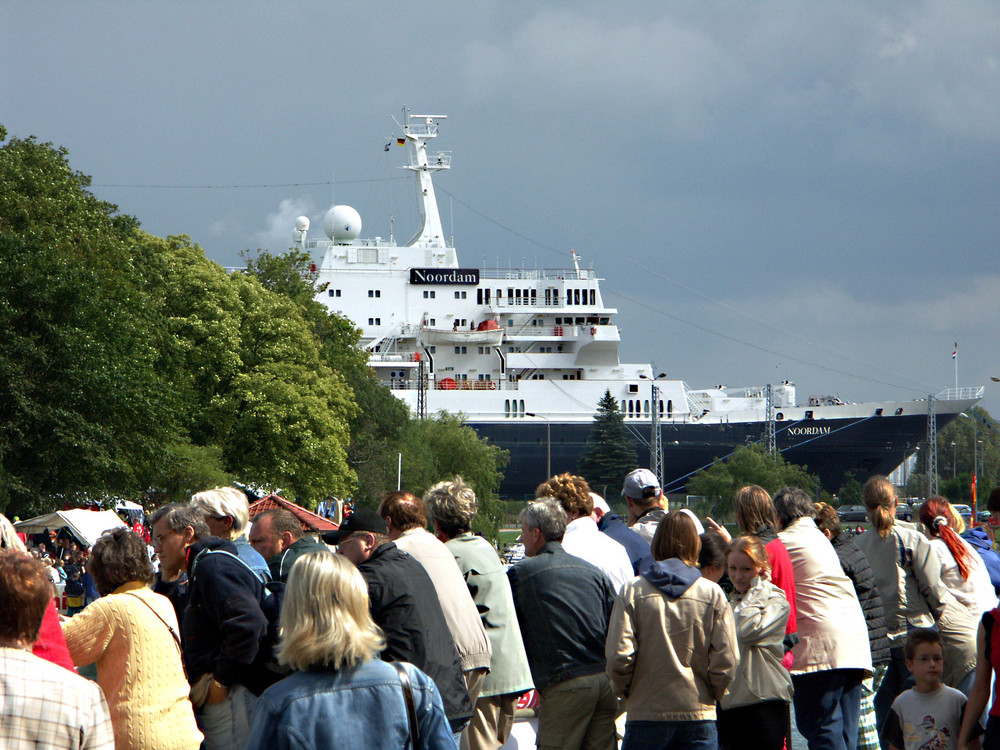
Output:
top-left (246, 550), bottom-right (455, 750)
top-left (856, 476), bottom-right (978, 732)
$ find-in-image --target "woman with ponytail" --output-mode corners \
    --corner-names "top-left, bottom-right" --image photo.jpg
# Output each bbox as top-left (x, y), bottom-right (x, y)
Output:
top-left (920, 497), bottom-right (998, 616)
top-left (857, 476), bottom-right (979, 735)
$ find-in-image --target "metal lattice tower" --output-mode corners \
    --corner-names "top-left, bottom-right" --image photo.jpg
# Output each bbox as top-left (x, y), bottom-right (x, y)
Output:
top-left (416, 360), bottom-right (427, 420)
top-left (765, 383), bottom-right (776, 457)
top-left (926, 394), bottom-right (938, 496)
top-left (651, 383), bottom-right (664, 486)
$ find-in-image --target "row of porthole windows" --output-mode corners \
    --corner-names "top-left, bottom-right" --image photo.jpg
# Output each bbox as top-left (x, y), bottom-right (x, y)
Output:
top-left (620, 399), bottom-right (673, 418)
top-left (505, 399), bottom-right (527, 417)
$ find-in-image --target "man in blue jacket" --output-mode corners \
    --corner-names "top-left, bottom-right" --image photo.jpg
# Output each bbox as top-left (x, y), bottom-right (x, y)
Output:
top-left (151, 504), bottom-right (275, 750)
top-left (507, 498), bottom-right (619, 750)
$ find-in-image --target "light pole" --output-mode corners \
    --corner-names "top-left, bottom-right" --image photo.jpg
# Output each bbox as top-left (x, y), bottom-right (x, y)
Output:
top-left (952, 441), bottom-right (957, 478)
top-left (525, 412), bottom-right (551, 478)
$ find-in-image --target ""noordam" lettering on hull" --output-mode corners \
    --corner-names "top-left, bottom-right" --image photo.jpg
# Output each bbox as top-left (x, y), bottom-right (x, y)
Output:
top-left (409, 268), bottom-right (480, 285)
top-left (787, 426), bottom-right (832, 436)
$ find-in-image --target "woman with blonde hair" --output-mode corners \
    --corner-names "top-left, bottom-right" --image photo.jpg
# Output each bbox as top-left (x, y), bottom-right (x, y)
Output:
top-left (717, 536), bottom-right (793, 750)
top-left (246, 550), bottom-right (454, 750)
top-left (856, 476), bottom-right (979, 732)
top-left (606, 511), bottom-right (739, 749)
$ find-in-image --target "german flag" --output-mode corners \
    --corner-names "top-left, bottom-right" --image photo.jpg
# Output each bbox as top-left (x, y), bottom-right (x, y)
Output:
top-left (397, 137), bottom-right (405, 146)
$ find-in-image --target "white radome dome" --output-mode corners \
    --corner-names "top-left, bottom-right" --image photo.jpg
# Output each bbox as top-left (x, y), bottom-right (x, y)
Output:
top-left (294, 215), bottom-right (310, 232)
top-left (323, 205), bottom-right (362, 243)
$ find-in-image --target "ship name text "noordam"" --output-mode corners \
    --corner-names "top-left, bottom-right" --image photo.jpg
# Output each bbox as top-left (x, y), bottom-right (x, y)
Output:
top-left (409, 268), bottom-right (480, 285)
top-left (787, 426), bottom-right (832, 436)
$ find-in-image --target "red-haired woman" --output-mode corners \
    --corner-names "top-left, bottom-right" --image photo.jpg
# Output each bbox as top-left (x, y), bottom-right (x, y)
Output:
top-left (919, 497), bottom-right (998, 617)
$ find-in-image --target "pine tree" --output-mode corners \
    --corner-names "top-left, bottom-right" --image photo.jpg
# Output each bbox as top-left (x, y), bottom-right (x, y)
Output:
top-left (578, 390), bottom-right (638, 498)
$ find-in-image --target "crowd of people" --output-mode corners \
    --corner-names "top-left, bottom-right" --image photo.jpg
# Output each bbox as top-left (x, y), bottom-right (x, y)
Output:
top-left (2, 474), bottom-right (1000, 750)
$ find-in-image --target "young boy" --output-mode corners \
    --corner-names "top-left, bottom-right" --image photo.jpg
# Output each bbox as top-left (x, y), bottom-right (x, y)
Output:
top-left (882, 629), bottom-right (982, 750)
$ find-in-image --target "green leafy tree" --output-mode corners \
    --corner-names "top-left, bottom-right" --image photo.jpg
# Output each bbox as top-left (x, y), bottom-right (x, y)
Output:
top-left (577, 390), bottom-right (638, 498)
top-left (686, 444), bottom-right (819, 520)
top-left (837, 473), bottom-right (863, 506)
top-left (242, 249), bottom-right (409, 504)
top-left (149, 237), bottom-right (357, 504)
top-left (400, 412), bottom-right (509, 540)
top-left (925, 406), bottom-right (1000, 503)
top-left (0, 133), bottom-right (181, 515)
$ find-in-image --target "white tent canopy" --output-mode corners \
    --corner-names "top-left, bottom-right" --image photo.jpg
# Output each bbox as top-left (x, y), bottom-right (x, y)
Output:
top-left (15, 509), bottom-right (128, 548)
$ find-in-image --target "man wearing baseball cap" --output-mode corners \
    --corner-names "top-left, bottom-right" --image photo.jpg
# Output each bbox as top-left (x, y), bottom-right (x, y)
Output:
top-left (323, 509), bottom-right (473, 738)
top-left (621, 468), bottom-right (667, 543)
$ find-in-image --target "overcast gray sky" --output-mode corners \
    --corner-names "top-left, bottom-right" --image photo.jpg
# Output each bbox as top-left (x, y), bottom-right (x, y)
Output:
top-left (4, 1), bottom-right (999, 416)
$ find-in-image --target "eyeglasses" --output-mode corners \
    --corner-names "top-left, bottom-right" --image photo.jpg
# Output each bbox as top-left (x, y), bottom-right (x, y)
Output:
top-left (152, 529), bottom-right (178, 547)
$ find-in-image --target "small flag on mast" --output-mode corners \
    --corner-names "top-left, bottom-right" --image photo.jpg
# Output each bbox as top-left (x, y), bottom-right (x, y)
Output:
top-left (952, 343), bottom-right (958, 360)
top-left (397, 138), bottom-right (406, 146)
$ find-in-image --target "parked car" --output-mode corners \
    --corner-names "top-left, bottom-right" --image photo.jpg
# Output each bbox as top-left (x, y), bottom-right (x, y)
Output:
top-left (895, 503), bottom-right (915, 522)
top-left (838, 505), bottom-right (868, 522)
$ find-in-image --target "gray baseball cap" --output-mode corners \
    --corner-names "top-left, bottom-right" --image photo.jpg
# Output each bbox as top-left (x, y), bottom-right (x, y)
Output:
top-left (621, 468), bottom-right (661, 500)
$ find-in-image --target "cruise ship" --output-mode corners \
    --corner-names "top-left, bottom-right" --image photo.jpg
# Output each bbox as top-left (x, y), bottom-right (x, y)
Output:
top-left (298, 110), bottom-right (983, 497)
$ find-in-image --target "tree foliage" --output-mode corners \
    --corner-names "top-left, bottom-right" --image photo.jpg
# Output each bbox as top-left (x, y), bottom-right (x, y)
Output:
top-left (400, 412), bottom-right (509, 539)
top-left (686, 444), bottom-right (819, 519)
top-left (916, 406), bottom-right (1000, 504)
top-left (0, 129), bottom-right (509, 519)
top-left (577, 390), bottom-right (638, 498)
top-left (242, 249), bottom-right (409, 505)
top-left (0, 134), bottom-right (178, 514)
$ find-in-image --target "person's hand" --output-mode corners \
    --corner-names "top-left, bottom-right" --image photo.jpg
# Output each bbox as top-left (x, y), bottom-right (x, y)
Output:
top-left (705, 517), bottom-right (732, 544)
top-left (205, 678), bottom-right (229, 705)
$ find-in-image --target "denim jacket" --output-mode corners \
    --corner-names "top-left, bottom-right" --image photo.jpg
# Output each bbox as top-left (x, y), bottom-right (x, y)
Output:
top-left (245, 659), bottom-right (455, 750)
top-left (507, 541), bottom-right (616, 691)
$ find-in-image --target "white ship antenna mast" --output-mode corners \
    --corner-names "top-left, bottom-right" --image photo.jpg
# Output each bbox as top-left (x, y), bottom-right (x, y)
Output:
top-left (397, 107), bottom-right (450, 248)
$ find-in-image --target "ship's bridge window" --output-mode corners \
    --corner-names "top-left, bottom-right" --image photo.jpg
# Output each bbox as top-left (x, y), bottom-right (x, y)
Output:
top-left (589, 290), bottom-right (596, 305)
top-left (531, 289), bottom-right (537, 305)
top-left (429, 318), bottom-right (436, 326)
top-left (621, 400), bottom-right (627, 414)
top-left (368, 290), bottom-right (381, 298)
top-left (505, 400), bottom-right (510, 417)
top-left (575, 317), bottom-right (585, 325)
top-left (644, 400), bottom-right (650, 417)
top-left (328, 289), bottom-right (342, 298)
top-left (599, 317), bottom-right (609, 325)
top-left (367, 318), bottom-right (381, 326)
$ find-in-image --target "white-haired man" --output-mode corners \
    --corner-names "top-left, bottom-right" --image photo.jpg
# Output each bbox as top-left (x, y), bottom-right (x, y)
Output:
top-left (190, 486), bottom-right (269, 583)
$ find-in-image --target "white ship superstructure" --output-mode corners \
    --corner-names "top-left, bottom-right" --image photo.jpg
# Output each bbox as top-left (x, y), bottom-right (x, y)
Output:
top-left (296, 109), bottom-right (982, 496)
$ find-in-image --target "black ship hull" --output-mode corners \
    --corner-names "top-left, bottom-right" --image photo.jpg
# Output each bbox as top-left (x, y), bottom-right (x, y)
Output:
top-left (472, 412), bottom-right (954, 498)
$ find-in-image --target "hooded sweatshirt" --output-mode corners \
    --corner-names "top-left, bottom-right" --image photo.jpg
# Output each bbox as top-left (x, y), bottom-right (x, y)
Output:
top-left (606, 558), bottom-right (739, 721)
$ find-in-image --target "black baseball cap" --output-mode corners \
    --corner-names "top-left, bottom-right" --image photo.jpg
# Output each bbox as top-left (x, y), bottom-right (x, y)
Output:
top-left (322, 508), bottom-right (388, 544)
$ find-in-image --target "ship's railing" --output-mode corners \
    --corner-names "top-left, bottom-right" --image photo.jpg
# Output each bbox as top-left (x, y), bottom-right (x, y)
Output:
top-left (479, 268), bottom-right (596, 281)
top-left (936, 386), bottom-right (985, 401)
top-left (385, 380), bottom-right (518, 391)
top-left (507, 325), bottom-right (603, 338)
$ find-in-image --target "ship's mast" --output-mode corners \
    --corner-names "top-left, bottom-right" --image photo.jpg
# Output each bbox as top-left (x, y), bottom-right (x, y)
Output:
top-left (400, 109), bottom-right (450, 248)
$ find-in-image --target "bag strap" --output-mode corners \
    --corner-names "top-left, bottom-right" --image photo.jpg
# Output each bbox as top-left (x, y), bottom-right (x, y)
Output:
top-left (391, 661), bottom-right (421, 750)
top-left (123, 591), bottom-right (186, 679)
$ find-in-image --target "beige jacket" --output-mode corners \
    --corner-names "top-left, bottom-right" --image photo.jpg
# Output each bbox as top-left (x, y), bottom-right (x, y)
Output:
top-left (720, 578), bottom-right (794, 710)
top-left (394, 527), bottom-right (492, 672)
top-left (779, 517), bottom-right (873, 676)
top-left (606, 560), bottom-right (739, 721)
